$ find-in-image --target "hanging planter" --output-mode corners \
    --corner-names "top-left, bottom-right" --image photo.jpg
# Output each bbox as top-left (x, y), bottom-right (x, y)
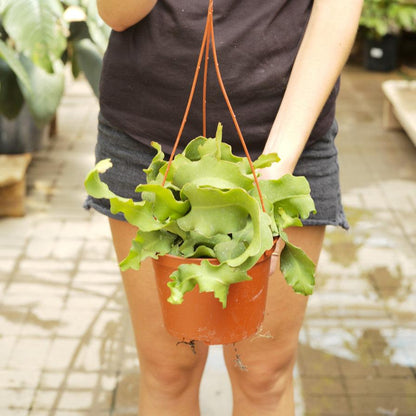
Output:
top-left (153, 244), bottom-right (275, 345)
top-left (85, 0), bottom-right (317, 345)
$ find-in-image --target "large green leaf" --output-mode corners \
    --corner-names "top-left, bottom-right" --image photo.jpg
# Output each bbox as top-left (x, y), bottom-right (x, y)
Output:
top-left (84, 159), bottom-right (164, 231)
top-left (84, 159), bottom-right (117, 198)
top-left (213, 239), bottom-right (246, 263)
top-left (177, 185), bottom-right (250, 237)
top-left (178, 184), bottom-right (273, 269)
top-left (120, 230), bottom-right (176, 271)
top-left (183, 123), bottom-right (241, 163)
top-left (258, 175), bottom-right (315, 212)
top-left (167, 260), bottom-right (251, 308)
top-left (255, 174), bottom-right (316, 230)
top-left (109, 197), bottom-right (164, 231)
top-left (2, 0), bottom-right (67, 71)
top-left (137, 184), bottom-right (190, 221)
top-left (233, 212), bottom-right (274, 271)
top-left (0, 58), bottom-right (24, 119)
top-left (0, 41), bottom-right (31, 93)
top-left (178, 231), bottom-right (230, 258)
top-left (237, 152), bottom-right (280, 175)
top-left (166, 154), bottom-right (255, 190)
top-left (18, 55), bottom-right (65, 124)
top-left (72, 38), bottom-right (103, 97)
top-left (280, 239), bottom-right (315, 296)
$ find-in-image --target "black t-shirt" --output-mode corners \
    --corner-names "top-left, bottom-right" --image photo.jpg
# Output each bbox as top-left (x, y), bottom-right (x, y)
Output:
top-left (99, 0), bottom-right (339, 158)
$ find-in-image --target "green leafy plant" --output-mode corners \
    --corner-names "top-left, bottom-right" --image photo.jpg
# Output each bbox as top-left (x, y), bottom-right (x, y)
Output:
top-left (85, 124), bottom-right (317, 308)
top-left (0, 0), bottom-right (109, 124)
top-left (360, 0), bottom-right (416, 39)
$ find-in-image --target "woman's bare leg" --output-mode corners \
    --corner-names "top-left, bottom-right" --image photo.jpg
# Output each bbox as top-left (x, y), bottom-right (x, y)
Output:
top-left (109, 218), bottom-right (209, 416)
top-left (223, 225), bottom-right (326, 416)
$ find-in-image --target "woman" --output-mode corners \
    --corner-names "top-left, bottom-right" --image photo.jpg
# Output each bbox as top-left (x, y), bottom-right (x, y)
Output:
top-left (86, 1), bottom-right (363, 414)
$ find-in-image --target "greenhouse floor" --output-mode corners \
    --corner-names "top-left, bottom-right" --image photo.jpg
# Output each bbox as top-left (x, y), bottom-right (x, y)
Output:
top-left (0, 64), bottom-right (415, 415)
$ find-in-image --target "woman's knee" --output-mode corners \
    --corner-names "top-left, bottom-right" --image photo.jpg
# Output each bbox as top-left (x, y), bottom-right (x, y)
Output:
top-left (227, 343), bottom-right (298, 407)
top-left (139, 346), bottom-right (208, 400)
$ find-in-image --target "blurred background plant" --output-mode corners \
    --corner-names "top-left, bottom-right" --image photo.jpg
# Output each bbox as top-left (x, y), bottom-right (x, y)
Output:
top-left (358, 0), bottom-right (416, 72)
top-left (359, 0), bottom-right (416, 39)
top-left (0, 0), bottom-right (109, 127)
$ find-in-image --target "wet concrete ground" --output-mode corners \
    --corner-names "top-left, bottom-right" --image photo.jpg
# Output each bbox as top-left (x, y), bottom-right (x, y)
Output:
top-left (0, 64), bottom-right (415, 415)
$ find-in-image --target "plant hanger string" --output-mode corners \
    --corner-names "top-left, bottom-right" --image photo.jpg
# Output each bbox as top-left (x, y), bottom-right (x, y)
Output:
top-left (161, 0), bottom-right (266, 212)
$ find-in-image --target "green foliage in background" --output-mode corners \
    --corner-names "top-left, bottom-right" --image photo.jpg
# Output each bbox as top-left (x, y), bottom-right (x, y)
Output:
top-left (0, 0), bottom-right (110, 125)
top-left (360, 0), bottom-right (416, 38)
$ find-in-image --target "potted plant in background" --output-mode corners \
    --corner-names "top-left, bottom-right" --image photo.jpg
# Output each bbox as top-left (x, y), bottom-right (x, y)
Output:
top-left (359, 0), bottom-right (416, 71)
top-left (0, 0), bottom-right (109, 217)
top-left (0, 0), bottom-right (109, 154)
top-left (85, 124), bottom-right (317, 345)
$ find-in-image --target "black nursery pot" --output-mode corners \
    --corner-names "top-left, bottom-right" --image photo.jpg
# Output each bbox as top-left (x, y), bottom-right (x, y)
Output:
top-left (363, 35), bottom-right (399, 72)
top-left (0, 106), bottom-right (46, 154)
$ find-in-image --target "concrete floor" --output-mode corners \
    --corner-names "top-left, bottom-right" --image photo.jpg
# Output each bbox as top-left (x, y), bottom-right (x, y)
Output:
top-left (0, 64), bottom-right (415, 415)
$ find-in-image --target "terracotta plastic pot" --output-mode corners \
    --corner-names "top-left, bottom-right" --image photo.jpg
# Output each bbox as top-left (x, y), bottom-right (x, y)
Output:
top-left (152, 246), bottom-right (275, 345)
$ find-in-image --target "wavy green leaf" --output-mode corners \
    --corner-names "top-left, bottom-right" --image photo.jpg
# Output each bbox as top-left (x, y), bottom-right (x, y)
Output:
top-left (178, 231), bottom-right (230, 257)
top-left (137, 184), bottom-right (190, 221)
top-left (120, 230), bottom-right (175, 271)
top-left (177, 185), bottom-right (250, 237)
top-left (253, 153), bottom-right (280, 170)
top-left (178, 184), bottom-right (273, 269)
top-left (109, 197), bottom-right (163, 231)
top-left (191, 245), bottom-right (216, 258)
top-left (84, 159), bottom-right (163, 230)
top-left (143, 141), bottom-right (167, 183)
top-left (280, 240), bottom-right (315, 295)
top-left (167, 260), bottom-right (251, 308)
top-left (238, 152), bottom-right (280, 175)
top-left (213, 239), bottom-right (246, 263)
top-left (256, 174), bottom-right (316, 229)
top-left (183, 123), bottom-right (242, 164)
top-left (167, 155), bottom-right (255, 190)
top-left (84, 159), bottom-right (116, 198)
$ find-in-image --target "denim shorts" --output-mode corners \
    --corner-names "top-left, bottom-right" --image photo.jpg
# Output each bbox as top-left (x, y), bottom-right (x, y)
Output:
top-left (84, 114), bottom-right (349, 229)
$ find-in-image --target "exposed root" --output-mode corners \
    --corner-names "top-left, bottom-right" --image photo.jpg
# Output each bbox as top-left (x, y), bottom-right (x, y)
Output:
top-left (233, 343), bottom-right (248, 371)
top-left (176, 339), bottom-right (197, 354)
top-left (250, 324), bottom-right (273, 341)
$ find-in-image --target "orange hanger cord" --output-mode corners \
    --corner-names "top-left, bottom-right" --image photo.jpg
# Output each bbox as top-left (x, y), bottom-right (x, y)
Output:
top-left (162, 0), bottom-right (266, 212)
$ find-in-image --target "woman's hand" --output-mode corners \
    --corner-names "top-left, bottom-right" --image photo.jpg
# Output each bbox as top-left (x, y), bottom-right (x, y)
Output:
top-left (259, 157), bottom-right (295, 182)
top-left (269, 238), bottom-right (285, 276)
top-left (97, 0), bottom-right (158, 31)
top-left (263, 0), bottom-right (363, 169)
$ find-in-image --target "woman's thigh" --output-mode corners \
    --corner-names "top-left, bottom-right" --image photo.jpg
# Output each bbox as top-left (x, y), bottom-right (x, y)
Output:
top-left (223, 225), bottom-right (325, 376)
top-left (108, 218), bottom-right (209, 370)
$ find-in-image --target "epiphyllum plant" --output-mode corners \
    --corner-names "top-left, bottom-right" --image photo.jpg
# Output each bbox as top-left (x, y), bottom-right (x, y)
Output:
top-left (85, 124), bottom-right (316, 308)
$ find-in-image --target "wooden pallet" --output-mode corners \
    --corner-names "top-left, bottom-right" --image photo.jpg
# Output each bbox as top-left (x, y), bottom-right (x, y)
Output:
top-left (382, 80), bottom-right (416, 146)
top-left (0, 153), bottom-right (32, 217)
